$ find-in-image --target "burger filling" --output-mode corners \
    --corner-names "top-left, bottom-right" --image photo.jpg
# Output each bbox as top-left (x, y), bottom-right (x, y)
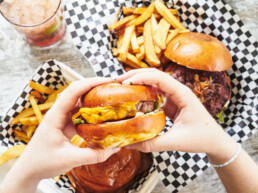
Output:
top-left (72, 101), bottom-right (159, 124)
top-left (165, 63), bottom-right (231, 117)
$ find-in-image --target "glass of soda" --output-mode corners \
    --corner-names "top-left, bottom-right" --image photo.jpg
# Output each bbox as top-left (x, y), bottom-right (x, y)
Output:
top-left (0, 0), bottom-right (66, 47)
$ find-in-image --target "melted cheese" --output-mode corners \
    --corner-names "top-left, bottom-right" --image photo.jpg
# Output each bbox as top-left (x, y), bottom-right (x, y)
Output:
top-left (78, 102), bottom-right (138, 124)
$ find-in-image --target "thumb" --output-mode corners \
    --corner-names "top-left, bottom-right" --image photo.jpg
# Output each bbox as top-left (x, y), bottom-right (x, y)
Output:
top-left (69, 146), bottom-right (121, 167)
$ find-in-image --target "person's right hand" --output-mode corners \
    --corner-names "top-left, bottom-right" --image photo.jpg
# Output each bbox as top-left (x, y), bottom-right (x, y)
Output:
top-left (117, 68), bottom-right (237, 163)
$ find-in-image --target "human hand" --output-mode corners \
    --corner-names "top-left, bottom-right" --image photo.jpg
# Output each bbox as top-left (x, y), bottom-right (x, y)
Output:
top-left (117, 69), bottom-right (237, 160)
top-left (1, 78), bottom-right (120, 193)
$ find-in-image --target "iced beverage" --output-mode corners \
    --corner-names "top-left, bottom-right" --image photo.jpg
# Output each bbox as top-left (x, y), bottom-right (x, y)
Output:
top-left (0, 0), bottom-right (66, 47)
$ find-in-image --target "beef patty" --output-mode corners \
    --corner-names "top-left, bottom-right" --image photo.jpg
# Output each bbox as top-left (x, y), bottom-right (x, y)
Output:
top-left (165, 63), bottom-right (231, 116)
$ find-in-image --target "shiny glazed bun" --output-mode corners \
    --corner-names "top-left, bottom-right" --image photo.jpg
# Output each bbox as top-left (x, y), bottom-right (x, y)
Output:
top-left (74, 83), bottom-right (166, 149)
top-left (67, 147), bottom-right (153, 193)
top-left (164, 32), bottom-right (233, 71)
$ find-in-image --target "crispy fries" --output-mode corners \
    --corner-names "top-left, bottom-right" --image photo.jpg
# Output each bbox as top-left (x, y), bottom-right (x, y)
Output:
top-left (108, 15), bottom-right (136, 31)
top-left (110, 0), bottom-right (189, 71)
top-left (144, 19), bottom-right (160, 67)
top-left (166, 29), bottom-right (179, 44)
top-left (119, 25), bottom-right (135, 62)
top-left (122, 6), bottom-right (178, 15)
top-left (154, 0), bottom-right (186, 30)
top-left (10, 102), bottom-right (54, 125)
top-left (130, 3), bottom-right (154, 26)
top-left (153, 18), bottom-right (170, 50)
top-left (131, 32), bottom-right (140, 53)
top-left (29, 80), bottom-right (55, 94)
top-left (20, 116), bottom-right (39, 125)
top-left (30, 90), bottom-right (45, 103)
top-left (0, 145), bottom-right (26, 165)
top-left (29, 95), bottom-right (43, 123)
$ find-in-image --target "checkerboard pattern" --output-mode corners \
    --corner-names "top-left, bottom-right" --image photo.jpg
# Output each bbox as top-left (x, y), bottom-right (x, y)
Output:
top-left (0, 60), bottom-right (66, 148)
top-left (65, 0), bottom-right (258, 192)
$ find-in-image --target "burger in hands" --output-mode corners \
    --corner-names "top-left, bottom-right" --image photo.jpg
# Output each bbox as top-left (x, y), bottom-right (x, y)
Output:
top-left (164, 32), bottom-right (232, 121)
top-left (72, 83), bottom-right (166, 149)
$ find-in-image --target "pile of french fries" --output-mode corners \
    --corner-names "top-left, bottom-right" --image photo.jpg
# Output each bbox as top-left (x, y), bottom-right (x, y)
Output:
top-left (109, 0), bottom-right (190, 71)
top-left (10, 81), bottom-right (68, 143)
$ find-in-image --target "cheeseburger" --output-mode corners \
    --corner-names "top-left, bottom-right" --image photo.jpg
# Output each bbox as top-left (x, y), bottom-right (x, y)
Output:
top-left (164, 32), bottom-right (232, 120)
top-left (72, 83), bottom-right (166, 149)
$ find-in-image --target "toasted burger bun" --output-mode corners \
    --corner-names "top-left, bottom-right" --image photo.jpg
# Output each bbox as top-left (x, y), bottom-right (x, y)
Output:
top-left (164, 32), bottom-right (233, 71)
top-left (76, 83), bottom-right (166, 149)
top-left (67, 148), bottom-right (153, 193)
top-left (83, 83), bottom-right (158, 107)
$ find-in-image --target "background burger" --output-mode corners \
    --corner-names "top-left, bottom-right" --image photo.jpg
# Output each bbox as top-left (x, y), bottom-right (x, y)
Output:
top-left (164, 32), bottom-right (232, 121)
top-left (72, 83), bottom-right (166, 149)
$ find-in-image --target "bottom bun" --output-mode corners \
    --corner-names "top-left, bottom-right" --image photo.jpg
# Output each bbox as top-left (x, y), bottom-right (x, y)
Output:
top-left (76, 110), bottom-right (166, 149)
top-left (67, 149), bottom-right (153, 193)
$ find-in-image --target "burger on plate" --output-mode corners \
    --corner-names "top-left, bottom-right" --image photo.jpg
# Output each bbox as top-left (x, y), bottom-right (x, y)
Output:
top-left (164, 32), bottom-right (232, 121)
top-left (72, 83), bottom-right (166, 149)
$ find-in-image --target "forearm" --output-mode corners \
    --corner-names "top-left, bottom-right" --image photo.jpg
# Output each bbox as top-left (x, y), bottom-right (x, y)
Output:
top-left (0, 159), bottom-right (40, 193)
top-left (208, 134), bottom-right (258, 193)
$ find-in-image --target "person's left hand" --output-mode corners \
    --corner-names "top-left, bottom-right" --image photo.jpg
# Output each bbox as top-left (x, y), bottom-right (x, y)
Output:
top-left (1, 77), bottom-right (120, 193)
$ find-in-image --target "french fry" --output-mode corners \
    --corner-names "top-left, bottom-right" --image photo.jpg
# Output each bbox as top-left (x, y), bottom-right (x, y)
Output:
top-left (0, 145), bottom-right (26, 165)
top-left (30, 90), bottom-right (45, 103)
top-left (179, 29), bottom-right (191, 33)
top-left (45, 84), bottom-right (69, 103)
top-left (153, 18), bottom-right (171, 50)
top-left (151, 14), bottom-right (158, 34)
top-left (127, 53), bottom-right (149, 68)
top-left (130, 3), bottom-right (154, 26)
top-left (29, 80), bottom-right (55, 94)
top-left (166, 29), bottom-right (179, 44)
top-left (122, 7), bottom-right (134, 15)
top-left (112, 48), bottom-right (119, 57)
top-left (29, 95), bottom-right (43, 123)
top-left (71, 135), bottom-right (84, 146)
top-left (109, 15), bottom-right (136, 31)
top-left (122, 6), bottom-right (178, 15)
top-left (131, 32), bottom-right (140, 53)
top-left (124, 65), bottom-right (134, 72)
top-left (13, 130), bottom-right (30, 143)
top-left (136, 36), bottom-right (144, 46)
top-left (144, 19), bottom-right (160, 67)
top-left (136, 45), bottom-right (145, 60)
top-left (118, 54), bottom-right (148, 69)
top-left (20, 116), bottom-right (39, 125)
top-left (136, 26), bottom-right (144, 34)
top-left (116, 34), bottom-right (124, 49)
top-left (154, 0), bottom-right (186, 30)
top-left (119, 25), bottom-right (135, 62)
top-left (150, 15), bottom-right (162, 54)
top-left (10, 102), bottom-right (54, 125)
top-left (27, 125), bottom-right (37, 138)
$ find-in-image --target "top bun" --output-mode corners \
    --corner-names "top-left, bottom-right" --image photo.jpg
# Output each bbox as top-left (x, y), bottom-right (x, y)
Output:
top-left (83, 83), bottom-right (158, 107)
top-left (164, 32), bottom-right (233, 71)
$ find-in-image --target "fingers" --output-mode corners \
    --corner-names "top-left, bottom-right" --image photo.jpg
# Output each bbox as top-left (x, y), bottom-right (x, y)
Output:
top-left (46, 77), bottom-right (112, 119)
top-left (69, 146), bottom-right (121, 166)
top-left (116, 68), bottom-right (157, 82)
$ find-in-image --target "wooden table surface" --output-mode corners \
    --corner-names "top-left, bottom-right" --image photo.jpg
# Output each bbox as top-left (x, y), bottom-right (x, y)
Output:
top-left (0, 0), bottom-right (257, 193)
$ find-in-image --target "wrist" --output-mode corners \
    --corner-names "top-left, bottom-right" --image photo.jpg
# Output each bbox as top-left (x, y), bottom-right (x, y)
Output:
top-left (207, 129), bottom-right (238, 165)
